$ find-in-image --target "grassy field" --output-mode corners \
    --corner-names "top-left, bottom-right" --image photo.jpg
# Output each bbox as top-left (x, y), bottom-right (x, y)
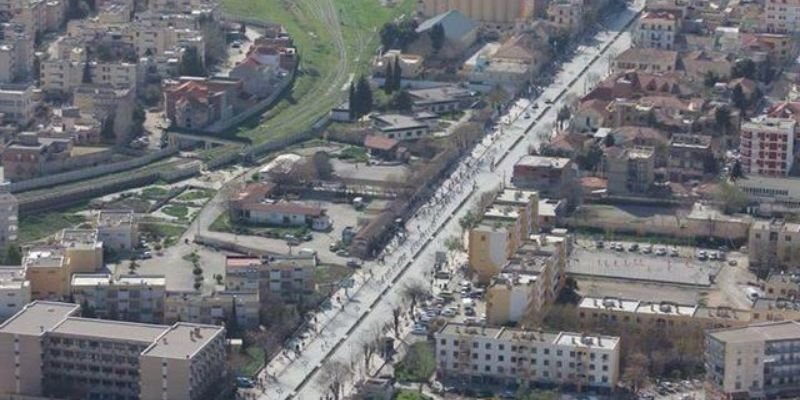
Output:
top-left (177, 189), bottom-right (215, 202)
top-left (19, 212), bottom-right (86, 243)
top-left (395, 341), bottom-right (435, 382)
top-left (221, 0), bottom-right (414, 145)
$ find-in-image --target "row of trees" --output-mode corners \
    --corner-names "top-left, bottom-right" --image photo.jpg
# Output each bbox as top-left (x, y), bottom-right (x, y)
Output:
top-left (383, 58), bottom-right (403, 94)
top-left (348, 76), bottom-right (373, 120)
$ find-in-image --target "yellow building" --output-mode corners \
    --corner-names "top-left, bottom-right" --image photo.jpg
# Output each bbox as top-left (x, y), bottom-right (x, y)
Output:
top-left (485, 235), bottom-right (567, 325)
top-left (24, 229), bottom-right (103, 299)
top-left (468, 188), bottom-right (540, 284)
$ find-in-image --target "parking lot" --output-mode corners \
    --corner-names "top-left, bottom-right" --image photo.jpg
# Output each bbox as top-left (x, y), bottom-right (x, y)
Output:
top-left (568, 239), bottom-right (726, 286)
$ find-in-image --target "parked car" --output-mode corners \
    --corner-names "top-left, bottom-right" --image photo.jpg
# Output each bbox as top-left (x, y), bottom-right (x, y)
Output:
top-left (346, 259), bottom-right (362, 268)
top-left (236, 377), bottom-right (255, 388)
top-left (411, 325), bottom-right (427, 335)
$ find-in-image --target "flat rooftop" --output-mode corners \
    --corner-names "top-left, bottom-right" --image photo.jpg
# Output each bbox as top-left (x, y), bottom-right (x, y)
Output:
top-left (515, 155), bottom-right (571, 170)
top-left (494, 188), bottom-right (538, 206)
top-left (436, 323), bottom-right (618, 350)
top-left (0, 301), bottom-right (79, 336)
top-left (97, 209), bottom-right (135, 227)
top-left (554, 332), bottom-right (619, 351)
top-left (709, 321), bottom-right (800, 344)
top-left (568, 247), bottom-right (720, 286)
top-left (61, 228), bottom-right (100, 248)
top-left (50, 317), bottom-right (167, 344)
top-left (71, 273), bottom-right (166, 287)
top-left (24, 248), bottom-right (65, 269)
top-left (142, 323), bottom-right (223, 359)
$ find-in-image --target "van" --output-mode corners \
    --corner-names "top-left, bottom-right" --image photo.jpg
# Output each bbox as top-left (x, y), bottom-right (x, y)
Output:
top-left (298, 248), bottom-right (317, 257)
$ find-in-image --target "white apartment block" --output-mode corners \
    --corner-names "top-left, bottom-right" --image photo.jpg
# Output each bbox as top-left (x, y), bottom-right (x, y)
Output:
top-left (634, 11), bottom-right (677, 50)
top-left (765, 0), bottom-right (800, 33)
top-left (0, 25), bottom-right (34, 83)
top-left (41, 58), bottom-right (138, 93)
top-left (706, 321), bottom-right (800, 399)
top-left (740, 117), bottom-right (796, 177)
top-left (0, 301), bottom-right (226, 400)
top-left (0, 83), bottom-right (36, 127)
top-left (164, 289), bottom-right (260, 328)
top-left (70, 273), bottom-right (166, 323)
top-left (0, 266), bottom-right (29, 321)
top-left (225, 255), bottom-right (316, 303)
top-left (96, 209), bottom-right (138, 250)
top-left (435, 323), bottom-right (620, 390)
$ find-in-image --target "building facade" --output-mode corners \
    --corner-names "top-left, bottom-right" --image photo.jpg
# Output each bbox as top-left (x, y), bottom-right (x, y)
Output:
top-left (435, 323), bottom-right (620, 390)
top-left (70, 273), bottom-right (166, 323)
top-left (739, 117), bottom-right (796, 177)
top-left (634, 11), bottom-right (678, 50)
top-left (748, 219), bottom-right (800, 273)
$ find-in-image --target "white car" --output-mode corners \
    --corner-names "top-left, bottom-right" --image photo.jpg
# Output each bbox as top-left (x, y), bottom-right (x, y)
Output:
top-left (655, 247), bottom-right (667, 256)
top-left (442, 308), bottom-right (457, 318)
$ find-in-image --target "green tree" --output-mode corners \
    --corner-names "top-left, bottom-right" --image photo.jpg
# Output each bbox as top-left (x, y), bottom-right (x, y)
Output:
top-left (4, 244), bottom-right (21, 265)
top-left (354, 75), bottom-right (373, 118)
top-left (622, 352), bottom-right (651, 394)
top-left (239, 22), bottom-right (246, 35)
top-left (379, 20), bottom-right (419, 50)
top-left (732, 58), bottom-right (757, 80)
top-left (704, 70), bottom-right (719, 88)
top-left (101, 113), bottom-right (116, 142)
top-left (732, 84), bottom-right (748, 113)
top-left (179, 46), bottom-right (205, 77)
top-left (82, 60), bottom-right (92, 84)
top-left (384, 62), bottom-right (394, 94)
top-left (429, 23), bottom-right (445, 53)
top-left (731, 160), bottom-right (744, 180)
top-left (556, 105), bottom-right (570, 128)
top-left (389, 90), bottom-right (413, 112)
top-left (348, 83), bottom-right (356, 121)
top-left (715, 181), bottom-right (749, 214)
top-left (715, 106), bottom-right (732, 136)
top-left (393, 56), bottom-right (402, 90)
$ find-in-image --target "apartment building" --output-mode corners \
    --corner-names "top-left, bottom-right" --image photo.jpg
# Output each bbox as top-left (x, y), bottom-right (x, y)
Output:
top-left (0, 23), bottom-right (34, 83)
top-left (71, 273), bottom-right (166, 323)
top-left (73, 84), bottom-right (135, 145)
top-left (164, 289), bottom-right (260, 328)
top-left (578, 297), bottom-right (751, 329)
top-left (612, 47), bottom-right (678, 73)
top-left (764, 271), bottom-right (800, 299)
top-left (96, 209), bottom-right (138, 250)
top-left (42, 58), bottom-right (138, 93)
top-left (706, 321), bottom-right (800, 399)
top-left (0, 266), bottom-right (29, 320)
top-left (24, 229), bottom-right (103, 299)
top-left (748, 219), bottom-right (800, 273)
top-left (634, 11), bottom-right (678, 50)
top-left (605, 146), bottom-right (655, 195)
top-left (417, 0), bottom-right (535, 29)
top-left (486, 236), bottom-right (568, 325)
top-left (225, 255), bottom-right (316, 303)
top-left (739, 117), bottom-right (796, 177)
top-left (0, 301), bottom-right (227, 400)
top-left (435, 323), bottom-right (620, 390)
top-left (547, 0), bottom-right (584, 35)
top-left (511, 156), bottom-right (577, 200)
top-left (0, 83), bottom-right (36, 127)
top-left (0, 188), bottom-right (17, 251)
top-left (764, 0), bottom-right (800, 33)
top-left (751, 298), bottom-right (800, 323)
top-left (668, 134), bottom-right (713, 183)
top-left (468, 188), bottom-right (541, 284)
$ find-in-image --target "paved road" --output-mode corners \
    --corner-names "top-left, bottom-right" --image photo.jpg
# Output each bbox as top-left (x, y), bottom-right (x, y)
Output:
top-left (247, 2), bottom-right (645, 399)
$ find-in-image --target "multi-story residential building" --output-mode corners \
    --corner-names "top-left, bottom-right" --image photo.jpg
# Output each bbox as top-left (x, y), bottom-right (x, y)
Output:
top-left (578, 297), bottom-right (751, 329)
top-left (0, 23), bottom-right (34, 83)
top-left (0, 301), bottom-right (227, 400)
top-left (0, 187), bottom-right (18, 251)
top-left (486, 236), bottom-right (568, 325)
top-left (511, 156), bottom-right (578, 200)
top-left (0, 83), bottom-right (36, 127)
top-left (417, 0), bottom-right (535, 30)
top-left (96, 209), bottom-right (138, 250)
top-left (668, 133), bottom-right (713, 183)
top-left (163, 77), bottom-right (241, 130)
top-left (764, 0), bottom-right (800, 33)
top-left (634, 11), bottom-right (678, 50)
top-left (468, 188), bottom-right (541, 284)
top-left (605, 146), bottom-right (655, 195)
top-left (748, 219), bottom-right (800, 273)
top-left (739, 117), bottom-right (796, 177)
top-left (23, 229), bottom-right (103, 299)
top-left (706, 321), bottom-right (800, 399)
top-left (164, 289), bottom-right (260, 328)
top-left (548, 0), bottom-right (584, 35)
top-left (751, 298), bottom-right (800, 323)
top-left (0, 266), bottom-right (29, 320)
top-left (73, 84), bottom-right (135, 145)
top-left (612, 47), bottom-right (678, 73)
top-left (764, 271), bottom-right (800, 299)
top-left (71, 273), bottom-right (166, 323)
top-left (735, 175), bottom-right (800, 207)
top-left (435, 322), bottom-right (620, 391)
top-left (225, 255), bottom-right (316, 303)
top-left (42, 57), bottom-right (138, 93)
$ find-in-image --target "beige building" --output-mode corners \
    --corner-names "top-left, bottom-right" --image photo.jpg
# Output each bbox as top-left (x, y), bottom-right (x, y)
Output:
top-left (373, 50), bottom-right (424, 79)
top-left (225, 255), bottom-right (316, 303)
top-left (748, 219), bottom-right (800, 273)
top-left (764, 0), bottom-right (800, 33)
top-left (547, 0), bottom-right (584, 35)
top-left (417, 0), bottom-right (535, 30)
top-left (612, 47), bottom-right (678, 73)
top-left (468, 188), bottom-right (540, 284)
top-left (164, 289), bottom-right (260, 328)
top-left (24, 229), bottom-right (103, 299)
top-left (0, 301), bottom-right (226, 400)
top-left (751, 298), bottom-right (800, 323)
top-left (73, 84), bottom-right (135, 145)
top-left (486, 235), bottom-right (568, 325)
top-left (578, 297), bottom-right (751, 329)
top-left (0, 83), bottom-right (37, 127)
top-left (96, 209), bottom-right (138, 250)
top-left (605, 146), bottom-right (655, 195)
top-left (706, 321), bottom-right (800, 399)
top-left (764, 271), bottom-right (800, 299)
top-left (71, 273), bottom-right (166, 323)
top-left (435, 322), bottom-right (620, 390)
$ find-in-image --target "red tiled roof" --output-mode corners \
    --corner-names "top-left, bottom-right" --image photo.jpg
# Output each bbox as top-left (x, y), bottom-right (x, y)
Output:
top-left (364, 135), bottom-right (399, 151)
top-left (225, 255), bottom-right (261, 269)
